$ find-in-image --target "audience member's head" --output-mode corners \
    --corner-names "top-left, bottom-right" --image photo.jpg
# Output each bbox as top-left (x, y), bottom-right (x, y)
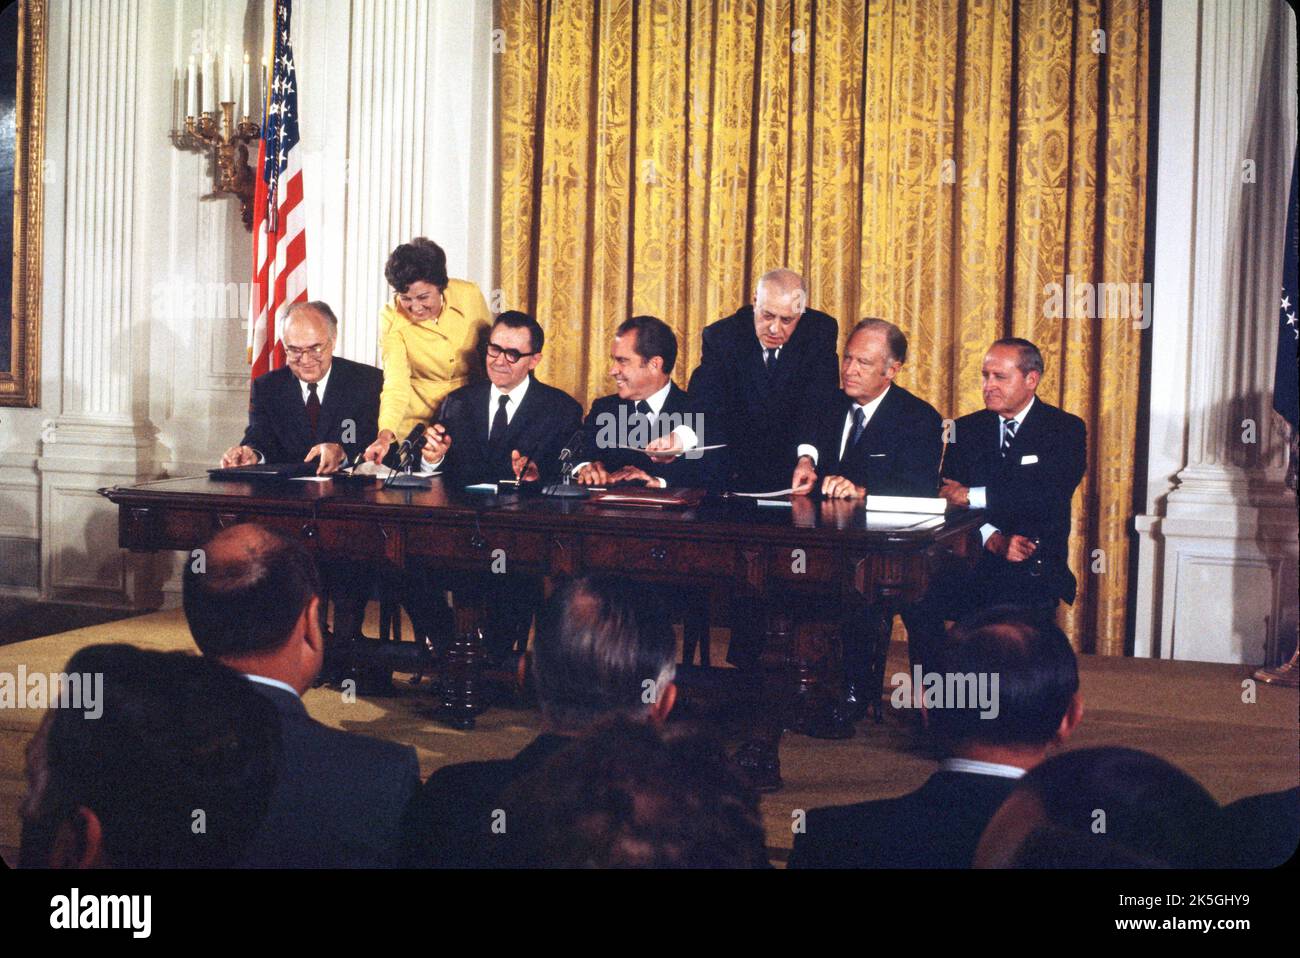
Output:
top-left (19, 644), bottom-right (280, 868)
top-left (921, 605), bottom-right (1082, 765)
top-left (1005, 824), bottom-right (1170, 868)
top-left (974, 747), bottom-right (1226, 868)
top-left (529, 575), bottom-right (677, 732)
top-left (182, 523), bottom-right (324, 693)
top-left (501, 716), bottom-right (768, 868)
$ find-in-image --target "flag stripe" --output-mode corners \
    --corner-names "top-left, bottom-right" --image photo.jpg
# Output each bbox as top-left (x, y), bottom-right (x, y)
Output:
top-left (248, 0), bottom-right (307, 381)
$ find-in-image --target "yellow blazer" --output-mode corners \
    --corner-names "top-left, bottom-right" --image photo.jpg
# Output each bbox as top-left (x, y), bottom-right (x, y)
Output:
top-left (377, 278), bottom-right (492, 438)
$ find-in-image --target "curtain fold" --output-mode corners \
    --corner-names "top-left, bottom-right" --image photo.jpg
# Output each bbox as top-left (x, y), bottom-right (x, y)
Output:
top-left (496, 0), bottom-right (1149, 655)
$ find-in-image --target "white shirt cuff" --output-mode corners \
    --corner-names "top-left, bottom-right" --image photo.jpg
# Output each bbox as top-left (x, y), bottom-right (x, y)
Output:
top-left (671, 425), bottom-right (698, 450)
top-left (415, 454), bottom-right (444, 475)
top-left (979, 523), bottom-right (999, 545)
top-left (796, 444), bottom-right (819, 466)
top-left (968, 486), bottom-right (987, 509)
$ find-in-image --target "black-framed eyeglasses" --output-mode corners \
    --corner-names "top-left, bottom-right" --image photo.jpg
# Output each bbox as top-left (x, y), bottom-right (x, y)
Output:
top-left (487, 343), bottom-right (539, 364)
top-left (285, 342), bottom-right (329, 360)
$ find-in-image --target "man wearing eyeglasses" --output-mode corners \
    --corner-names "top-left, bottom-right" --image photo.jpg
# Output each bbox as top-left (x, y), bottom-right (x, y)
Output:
top-left (410, 310), bottom-right (582, 666)
top-left (417, 310), bottom-right (582, 484)
top-left (221, 301), bottom-right (382, 474)
top-left (219, 301), bottom-right (383, 656)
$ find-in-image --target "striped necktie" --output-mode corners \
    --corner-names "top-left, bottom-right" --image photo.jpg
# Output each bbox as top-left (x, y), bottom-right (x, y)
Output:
top-left (1001, 418), bottom-right (1018, 458)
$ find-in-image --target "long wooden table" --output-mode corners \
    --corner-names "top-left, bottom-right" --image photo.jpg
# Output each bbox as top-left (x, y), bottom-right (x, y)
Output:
top-left (101, 476), bottom-right (984, 766)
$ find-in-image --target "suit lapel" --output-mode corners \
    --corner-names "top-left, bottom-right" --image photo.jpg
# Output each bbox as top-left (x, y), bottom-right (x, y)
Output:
top-left (315, 361), bottom-right (345, 441)
top-left (501, 379), bottom-right (540, 458)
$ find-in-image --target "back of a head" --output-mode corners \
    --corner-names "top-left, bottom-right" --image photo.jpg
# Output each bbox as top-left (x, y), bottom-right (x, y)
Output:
top-left (502, 716), bottom-right (768, 868)
top-left (926, 605), bottom-right (1079, 750)
top-left (21, 644), bottom-right (280, 868)
top-left (1012, 746), bottom-right (1225, 868)
top-left (530, 576), bottom-right (676, 731)
top-left (182, 523), bottom-right (320, 659)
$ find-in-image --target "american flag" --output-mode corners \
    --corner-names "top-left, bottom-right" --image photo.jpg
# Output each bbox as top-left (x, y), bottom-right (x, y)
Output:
top-left (248, 0), bottom-right (306, 377)
top-left (1274, 146), bottom-right (1298, 431)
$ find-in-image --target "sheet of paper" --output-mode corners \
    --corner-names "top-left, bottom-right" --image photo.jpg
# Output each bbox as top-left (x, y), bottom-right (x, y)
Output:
top-left (613, 443), bottom-right (727, 456)
top-left (864, 494), bottom-right (947, 514)
top-left (463, 483), bottom-right (498, 493)
top-left (289, 476), bottom-right (332, 483)
top-left (728, 487), bottom-right (796, 498)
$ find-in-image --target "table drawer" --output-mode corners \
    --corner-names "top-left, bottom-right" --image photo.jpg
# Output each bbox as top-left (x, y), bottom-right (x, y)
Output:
top-left (767, 545), bottom-right (838, 585)
top-left (407, 525), bottom-right (546, 571)
top-left (121, 507), bottom-right (310, 551)
top-left (582, 535), bottom-right (732, 577)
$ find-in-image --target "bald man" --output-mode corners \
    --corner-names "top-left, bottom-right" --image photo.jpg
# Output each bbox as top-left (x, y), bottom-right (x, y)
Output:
top-left (182, 523), bottom-right (420, 868)
top-left (688, 268), bottom-right (840, 493)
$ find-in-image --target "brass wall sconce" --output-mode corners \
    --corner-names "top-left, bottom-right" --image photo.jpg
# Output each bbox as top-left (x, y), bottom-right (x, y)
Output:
top-left (176, 51), bottom-right (260, 230)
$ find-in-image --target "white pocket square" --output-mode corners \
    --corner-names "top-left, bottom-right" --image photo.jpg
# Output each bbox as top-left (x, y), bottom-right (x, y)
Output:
top-left (869, 453), bottom-right (887, 458)
top-left (1020, 454), bottom-right (1039, 465)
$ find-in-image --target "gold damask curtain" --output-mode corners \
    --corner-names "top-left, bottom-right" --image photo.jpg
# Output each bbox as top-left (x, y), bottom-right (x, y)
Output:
top-left (496, 0), bottom-right (1149, 655)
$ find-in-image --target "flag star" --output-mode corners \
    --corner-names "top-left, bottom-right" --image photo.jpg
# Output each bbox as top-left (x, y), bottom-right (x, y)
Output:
top-left (284, 80), bottom-right (294, 95)
top-left (285, 58), bottom-right (295, 74)
top-left (278, 147), bottom-right (287, 167)
top-left (279, 4), bottom-right (287, 19)
top-left (1284, 295), bottom-right (1292, 310)
top-left (282, 29), bottom-right (289, 43)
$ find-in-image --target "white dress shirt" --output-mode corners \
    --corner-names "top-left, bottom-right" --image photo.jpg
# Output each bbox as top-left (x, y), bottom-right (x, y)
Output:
top-left (970, 396), bottom-right (1036, 544)
top-left (254, 367), bottom-right (333, 463)
top-left (243, 672), bottom-right (301, 699)
top-left (798, 384), bottom-right (892, 468)
top-left (938, 757), bottom-right (1026, 780)
top-left (420, 376), bottom-right (532, 473)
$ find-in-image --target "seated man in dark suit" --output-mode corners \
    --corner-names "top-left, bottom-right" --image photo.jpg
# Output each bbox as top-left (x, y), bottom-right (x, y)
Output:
top-left (905, 337), bottom-right (1087, 669)
top-left (499, 716), bottom-right (770, 869)
top-left (791, 317), bottom-right (943, 499)
top-left (183, 523), bottom-right (422, 868)
top-left (730, 319), bottom-right (942, 714)
top-left (220, 301), bottom-right (385, 649)
top-left (575, 315), bottom-right (725, 490)
top-left (789, 605), bottom-right (1083, 869)
top-left (411, 310), bottom-right (584, 661)
top-left (19, 644), bottom-right (281, 869)
top-left (688, 268), bottom-right (841, 493)
top-left (415, 575), bottom-right (678, 868)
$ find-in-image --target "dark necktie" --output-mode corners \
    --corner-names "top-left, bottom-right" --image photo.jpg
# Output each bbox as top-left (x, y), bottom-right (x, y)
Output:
top-left (305, 382), bottom-right (320, 439)
top-left (847, 405), bottom-right (867, 452)
top-left (1001, 418), bottom-right (1019, 458)
top-left (489, 394), bottom-right (510, 448)
top-left (764, 348), bottom-right (777, 372)
top-left (635, 399), bottom-right (652, 417)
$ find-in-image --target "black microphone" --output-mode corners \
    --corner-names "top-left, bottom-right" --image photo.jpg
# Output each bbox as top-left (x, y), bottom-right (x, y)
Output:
top-left (397, 423), bottom-right (427, 458)
top-left (545, 428), bottom-right (589, 499)
top-left (557, 427), bottom-right (584, 465)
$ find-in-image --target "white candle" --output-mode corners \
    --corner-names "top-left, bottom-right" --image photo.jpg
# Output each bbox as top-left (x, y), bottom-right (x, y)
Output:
top-left (221, 46), bottom-right (232, 103)
top-left (241, 53), bottom-right (250, 120)
top-left (186, 55), bottom-right (197, 117)
top-left (203, 52), bottom-right (216, 113)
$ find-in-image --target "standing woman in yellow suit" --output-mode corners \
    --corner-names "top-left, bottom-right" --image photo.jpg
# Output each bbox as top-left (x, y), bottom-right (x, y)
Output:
top-left (362, 237), bottom-right (492, 463)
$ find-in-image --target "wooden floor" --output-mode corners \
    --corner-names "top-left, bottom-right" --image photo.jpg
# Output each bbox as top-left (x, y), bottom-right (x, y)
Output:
top-left (2, 607), bottom-right (1296, 866)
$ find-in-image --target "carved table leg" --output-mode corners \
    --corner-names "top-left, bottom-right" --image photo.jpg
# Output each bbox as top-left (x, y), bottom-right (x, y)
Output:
top-left (438, 606), bottom-right (486, 730)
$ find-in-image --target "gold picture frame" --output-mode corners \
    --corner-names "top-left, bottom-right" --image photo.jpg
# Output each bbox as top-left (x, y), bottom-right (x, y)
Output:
top-left (0, 0), bottom-right (44, 407)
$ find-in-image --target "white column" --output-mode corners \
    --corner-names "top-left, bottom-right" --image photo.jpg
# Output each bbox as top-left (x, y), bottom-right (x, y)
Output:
top-left (304, 0), bottom-right (495, 367)
top-left (37, 0), bottom-right (158, 606)
top-left (1135, 0), bottom-right (1298, 663)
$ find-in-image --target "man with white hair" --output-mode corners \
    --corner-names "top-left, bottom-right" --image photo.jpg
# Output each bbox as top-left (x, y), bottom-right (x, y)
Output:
top-left (688, 270), bottom-right (840, 670)
top-left (689, 268), bottom-right (841, 494)
top-left (219, 301), bottom-right (384, 652)
top-left (221, 300), bottom-right (382, 474)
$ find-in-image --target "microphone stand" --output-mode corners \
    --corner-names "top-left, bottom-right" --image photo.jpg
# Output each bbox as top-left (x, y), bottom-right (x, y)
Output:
top-left (543, 430), bottom-right (590, 499)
